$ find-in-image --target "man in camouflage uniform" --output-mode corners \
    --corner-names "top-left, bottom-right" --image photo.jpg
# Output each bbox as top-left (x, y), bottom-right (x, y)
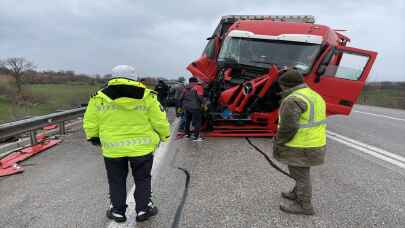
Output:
top-left (273, 70), bottom-right (327, 215)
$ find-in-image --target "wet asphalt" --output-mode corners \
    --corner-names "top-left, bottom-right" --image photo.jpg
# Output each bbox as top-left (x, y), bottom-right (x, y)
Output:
top-left (0, 105), bottom-right (404, 228)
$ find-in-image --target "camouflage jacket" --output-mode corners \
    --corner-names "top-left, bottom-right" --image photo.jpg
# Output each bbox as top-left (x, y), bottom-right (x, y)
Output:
top-left (273, 84), bottom-right (325, 167)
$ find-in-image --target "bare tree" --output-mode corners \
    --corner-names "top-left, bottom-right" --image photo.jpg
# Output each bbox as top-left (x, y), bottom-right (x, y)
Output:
top-left (103, 74), bottom-right (112, 80)
top-left (0, 57), bottom-right (34, 94)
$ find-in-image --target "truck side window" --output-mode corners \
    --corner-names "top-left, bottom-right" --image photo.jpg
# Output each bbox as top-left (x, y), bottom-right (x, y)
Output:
top-left (325, 51), bottom-right (370, 80)
top-left (202, 39), bottom-right (216, 60)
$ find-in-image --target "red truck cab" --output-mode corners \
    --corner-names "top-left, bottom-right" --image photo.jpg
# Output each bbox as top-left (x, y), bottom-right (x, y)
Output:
top-left (187, 15), bottom-right (377, 136)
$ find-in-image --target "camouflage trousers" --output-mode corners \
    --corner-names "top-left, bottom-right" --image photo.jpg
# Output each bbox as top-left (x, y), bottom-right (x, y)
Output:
top-left (288, 166), bottom-right (312, 206)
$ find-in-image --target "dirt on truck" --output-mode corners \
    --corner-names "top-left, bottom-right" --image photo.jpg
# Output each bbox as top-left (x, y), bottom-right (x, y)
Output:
top-left (186, 15), bottom-right (377, 137)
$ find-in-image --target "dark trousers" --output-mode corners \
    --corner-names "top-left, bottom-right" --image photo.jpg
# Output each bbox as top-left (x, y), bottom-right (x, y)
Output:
top-left (179, 112), bottom-right (186, 130)
top-left (104, 154), bottom-right (154, 214)
top-left (184, 109), bottom-right (202, 138)
top-left (288, 166), bottom-right (312, 206)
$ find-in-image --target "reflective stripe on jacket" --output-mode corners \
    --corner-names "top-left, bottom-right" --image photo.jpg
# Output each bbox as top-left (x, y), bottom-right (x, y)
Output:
top-left (83, 78), bottom-right (170, 158)
top-left (279, 87), bottom-right (326, 148)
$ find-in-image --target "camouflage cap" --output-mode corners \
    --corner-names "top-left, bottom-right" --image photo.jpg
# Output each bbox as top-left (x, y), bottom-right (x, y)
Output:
top-left (278, 70), bottom-right (304, 88)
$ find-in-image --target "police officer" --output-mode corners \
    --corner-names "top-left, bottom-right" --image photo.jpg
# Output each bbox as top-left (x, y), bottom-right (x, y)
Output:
top-left (273, 69), bottom-right (326, 215)
top-left (83, 65), bottom-right (170, 223)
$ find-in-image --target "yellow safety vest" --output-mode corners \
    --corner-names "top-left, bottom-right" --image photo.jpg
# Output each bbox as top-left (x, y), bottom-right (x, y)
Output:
top-left (280, 87), bottom-right (327, 148)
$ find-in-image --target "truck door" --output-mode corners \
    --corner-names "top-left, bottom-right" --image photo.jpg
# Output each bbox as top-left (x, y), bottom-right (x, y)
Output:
top-left (310, 46), bottom-right (377, 115)
top-left (186, 36), bottom-right (220, 83)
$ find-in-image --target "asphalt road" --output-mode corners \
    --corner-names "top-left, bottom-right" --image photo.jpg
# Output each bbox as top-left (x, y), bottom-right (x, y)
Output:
top-left (0, 105), bottom-right (404, 228)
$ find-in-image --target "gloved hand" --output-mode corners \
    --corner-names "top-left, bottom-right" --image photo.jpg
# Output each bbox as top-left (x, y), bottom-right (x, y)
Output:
top-left (202, 104), bottom-right (208, 112)
top-left (176, 107), bottom-right (183, 117)
top-left (160, 135), bottom-right (170, 142)
top-left (88, 137), bottom-right (101, 146)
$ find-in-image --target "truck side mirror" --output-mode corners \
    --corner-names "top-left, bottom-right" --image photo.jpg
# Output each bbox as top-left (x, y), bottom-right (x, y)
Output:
top-left (206, 36), bottom-right (215, 41)
top-left (315, 64), bottom-right (327, 83)
top-left (317, 64), bottom-right (327, 75)
top-left (315, 47), bottom-right (335, 83)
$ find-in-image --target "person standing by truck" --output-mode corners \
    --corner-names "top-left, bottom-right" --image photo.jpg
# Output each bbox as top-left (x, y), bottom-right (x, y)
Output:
top-left (173, 79), bottom-right (186, 131)
top-left (154, 80), bottom-right (170, 109)
top-left (273, 69), bottom-right (326, 215)
top-left (83, 65), bottom-right (170, 223)
top-left (180, 77), bottom-right (205, 141)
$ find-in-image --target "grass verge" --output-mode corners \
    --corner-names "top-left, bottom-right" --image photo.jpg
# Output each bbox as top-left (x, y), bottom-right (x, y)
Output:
top-left (0, 83), bottom-right (102, 123)
top-left (358, 88), bottom-right (405, 110)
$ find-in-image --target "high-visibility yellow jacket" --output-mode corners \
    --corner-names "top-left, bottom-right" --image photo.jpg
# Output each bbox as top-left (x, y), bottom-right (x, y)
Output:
top-left (83, 78), bottom-right (170, 158)
top-left (280, 87), bottom-right (327, 148)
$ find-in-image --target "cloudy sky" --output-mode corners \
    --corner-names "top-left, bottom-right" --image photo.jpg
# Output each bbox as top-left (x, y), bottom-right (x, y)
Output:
top-left (0, 0), bottom-right (404, 81)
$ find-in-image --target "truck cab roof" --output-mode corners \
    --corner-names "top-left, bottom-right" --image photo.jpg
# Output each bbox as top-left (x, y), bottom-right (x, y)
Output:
top-left (228, 20), bottom-right (338, 46)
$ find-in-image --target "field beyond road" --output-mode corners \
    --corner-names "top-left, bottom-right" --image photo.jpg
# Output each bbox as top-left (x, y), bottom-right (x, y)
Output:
top-left (358, 87), bottom-right (405, 110)
top-left (1, 81), bottom-right (404, 124)
top-left (0, 83), bottom-right (101, 124)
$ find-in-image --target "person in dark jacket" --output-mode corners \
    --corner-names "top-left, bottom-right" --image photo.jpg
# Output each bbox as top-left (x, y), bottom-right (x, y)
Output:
top-left (180, 77), bottom-right (205, 141)
top-left (173, 81), bottom-right (186, 131)
top-left (273, 70), bottom-right (326, 215)
top-left (154, 80), bottom-right (170, 109)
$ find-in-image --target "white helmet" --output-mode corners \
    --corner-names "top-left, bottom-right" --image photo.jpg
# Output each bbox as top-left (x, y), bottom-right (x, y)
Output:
top-left (112, 65), bottom-right (137, 80)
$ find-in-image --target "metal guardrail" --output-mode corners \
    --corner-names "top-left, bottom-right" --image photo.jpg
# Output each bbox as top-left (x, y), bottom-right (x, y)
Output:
top-left (0, 107), bottom-right (86, 145)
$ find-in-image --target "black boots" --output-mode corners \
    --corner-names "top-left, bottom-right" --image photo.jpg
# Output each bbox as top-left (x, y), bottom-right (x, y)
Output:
top-left (106, 207), bottom-right (127, 223)
top-left (136, 202), bottom-right (159, 222)
top-left (107, 202), bottom-right (158, 223)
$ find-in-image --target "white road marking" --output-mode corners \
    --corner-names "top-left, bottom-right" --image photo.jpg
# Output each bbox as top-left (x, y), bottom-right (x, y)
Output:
top-left (353, 110), bottom-right (405, 122)
top-left (108, 119), bottom-right (179, 228)
top-left (327, 130), bottom-right (405, 170)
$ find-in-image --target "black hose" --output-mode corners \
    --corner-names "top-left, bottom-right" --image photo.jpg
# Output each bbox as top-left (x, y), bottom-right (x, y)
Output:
top-left (171, 167), bottom-right (191, 228)
top-left (245, 137), bottom-right (294, 180)
top-left (170, 135), bottom-right (293, 228)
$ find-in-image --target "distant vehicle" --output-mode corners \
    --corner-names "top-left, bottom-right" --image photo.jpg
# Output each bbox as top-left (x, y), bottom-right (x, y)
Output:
top-left (187, 15), bottom-right (377, 137)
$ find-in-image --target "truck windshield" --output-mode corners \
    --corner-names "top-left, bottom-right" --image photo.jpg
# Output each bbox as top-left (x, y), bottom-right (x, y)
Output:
top-left (218, 37), bottom-right (321, 73)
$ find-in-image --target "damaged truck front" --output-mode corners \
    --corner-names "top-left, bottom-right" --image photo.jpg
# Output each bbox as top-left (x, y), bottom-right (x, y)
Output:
top-left (187, 15), bottom-right (377, 137)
